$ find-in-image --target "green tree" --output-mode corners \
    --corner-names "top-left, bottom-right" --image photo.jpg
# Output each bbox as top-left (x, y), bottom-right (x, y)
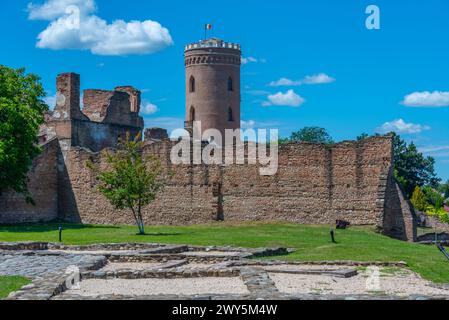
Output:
top-left (356, 133), bottom-right (370, 141)
top-left (391, 133), bottom-right (440, 198)
top-left (410, 186), bottom-right (428, 212)
top-left (88, 133), bottom-right (165, 235)
top-left (288, 127), bottom-right (334, 144)
top-left (437, 180), bottom-right (449, 199)
top-left (0, 66), bottom-right (48, 202)
top-left (422, 186), bottom-right (444, 209)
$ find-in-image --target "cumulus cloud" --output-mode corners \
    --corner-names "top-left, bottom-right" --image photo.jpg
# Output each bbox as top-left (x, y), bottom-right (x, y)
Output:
top-left (140, 101), bottom-right (158, 115)
top-left (241, 57), bottom-right (266, 65)
top-left (401, 91), bottom-right (449, 107)
top-left (28, 0), bottom-right (96, 20)
top-left (262, 90), bottom-right (305, 107)
top-left (302, 73), bottom-right (336, 85)
top-left (269, 73), bottom-right (335, 87)
top-left (419, 145), bottom-right (449, 154)
top-left (28, 0), bottom-right (173, 56)
top-left (43, 94), bottom-right (57, 109)
top-left (376, 119), bottom-right (431, 134)
top-left (269, 78), bottom-right (302, 87)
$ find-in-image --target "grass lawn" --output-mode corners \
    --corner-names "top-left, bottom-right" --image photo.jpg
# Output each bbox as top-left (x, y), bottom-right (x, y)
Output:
top-left (0, 276), bottom-right (31, 299)
top-left (0, 222), bottom-right (448, 284)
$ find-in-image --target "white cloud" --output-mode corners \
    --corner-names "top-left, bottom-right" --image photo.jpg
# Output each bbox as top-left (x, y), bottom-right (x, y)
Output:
top-left (241, 120), bottom-right (256, 129)
top-left (241, 56), bottom-right (266, 65)
top-left (401, 91), bottom-right (449, 107)
top-left (376, 119), bottom-right (431, 134)
top-left (28, 0), bottom-right (173, 56)
top-left (28, 0), bottom-right (96, 20)
top-left (419, 145), bottom-right (449, 154)
top-left (269, 78), bottom-right (302, 87)
top-left (302, 73), bottom-right (336, 85)
top-left (269, 73), bottom-right (335, 87)
top-left (141, 101), bottom-right (158, 115)
top-left (418, 146), bottom-right (449, 159)
top-left (44, 94), bottom-right (57, 110)
top-left (262, 90), bottom-right (305, 107)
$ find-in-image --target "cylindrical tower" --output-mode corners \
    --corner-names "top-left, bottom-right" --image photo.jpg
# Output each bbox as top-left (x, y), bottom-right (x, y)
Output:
top-left (184, 38), bottom-right (241, 139)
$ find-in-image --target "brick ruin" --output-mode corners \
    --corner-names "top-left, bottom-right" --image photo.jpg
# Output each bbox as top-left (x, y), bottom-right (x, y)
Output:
top-left (0, 73), bottom-right (417, 242)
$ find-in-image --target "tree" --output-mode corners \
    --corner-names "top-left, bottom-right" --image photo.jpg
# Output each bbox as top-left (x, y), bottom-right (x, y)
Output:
top-left (422, 186), bottom-right (444, 209)
top-left (288, 127), bottom-right (334, 144)
top-left (437, 180), bottom-right (449, 199)
top-left (410, 186), bottom-right (428, 212)
top-left (391, 133), bottom-right (440, 198)
top-left (87, 133), bottom-right (165, 235)
top-left (0, 66), bottom-right (48, 202)
top-left (356, 133), bottom-right (370, 141)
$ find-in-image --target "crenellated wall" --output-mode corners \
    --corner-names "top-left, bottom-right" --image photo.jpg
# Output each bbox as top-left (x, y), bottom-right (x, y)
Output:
top-left (0, 134), bottom-right (416, 241)
top-left (50, 136), bottom-right (414, 240)
top-left (0, 71), bottom-right (416, 241)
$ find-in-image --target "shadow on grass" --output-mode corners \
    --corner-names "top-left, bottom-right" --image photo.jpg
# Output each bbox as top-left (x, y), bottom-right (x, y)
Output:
top-left (0, 223), bottom-right (120, 233)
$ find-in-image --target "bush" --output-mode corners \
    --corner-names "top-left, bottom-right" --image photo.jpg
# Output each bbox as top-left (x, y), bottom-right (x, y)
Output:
top-left (411, 186), bottom-right (428, 212)
top-left (426, 206), bottom-right (449, 224)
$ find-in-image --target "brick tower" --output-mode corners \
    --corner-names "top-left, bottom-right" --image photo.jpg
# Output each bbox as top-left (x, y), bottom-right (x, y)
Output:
top-left (184, 38), bottom-right (241, 140)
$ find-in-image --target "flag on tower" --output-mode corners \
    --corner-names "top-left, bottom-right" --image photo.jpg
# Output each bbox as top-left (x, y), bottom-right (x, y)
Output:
top-left (205, 24), bottom-right (213, 30)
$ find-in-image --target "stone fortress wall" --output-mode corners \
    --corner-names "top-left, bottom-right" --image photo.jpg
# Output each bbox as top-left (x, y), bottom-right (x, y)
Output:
top-left (0, 72), bottom-right (416, 242)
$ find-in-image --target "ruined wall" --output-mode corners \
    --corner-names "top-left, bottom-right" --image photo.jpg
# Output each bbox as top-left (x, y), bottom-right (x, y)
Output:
top-left (0, 133), bottom-right (415, 240)
top-left (0, 140), bottom-right (60, 224)
top-left (382, 170), bottom-right (417, 241)
top-left (39, 73), bottom-right (144, 153)
top-left (59, 137), bottom-right (400, 230)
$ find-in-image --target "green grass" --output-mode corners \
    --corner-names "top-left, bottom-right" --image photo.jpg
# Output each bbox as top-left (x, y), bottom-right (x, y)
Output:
top-left (0, 276), bottom-right (31, 299)
top-left (0, 222), bottom-right (448, 284)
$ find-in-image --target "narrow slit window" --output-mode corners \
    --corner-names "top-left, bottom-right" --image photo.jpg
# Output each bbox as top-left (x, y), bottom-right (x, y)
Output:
top-left (228, 108), bottom-right (233, 122)
top-left (227, 77), bottom-right (233, 92)
top-left (189, 76), bottom-right (195, 93)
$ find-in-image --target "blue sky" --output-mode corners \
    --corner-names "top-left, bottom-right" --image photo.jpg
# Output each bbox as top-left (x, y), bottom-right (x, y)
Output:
top-left (1, 0), bottom-right (448, 180)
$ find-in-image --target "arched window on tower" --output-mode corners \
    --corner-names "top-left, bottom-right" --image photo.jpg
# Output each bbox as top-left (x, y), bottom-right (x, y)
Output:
top-left (189, 76), bottom-right (195, 93)
top-left (227, 77), bottom-right (233, 92)
top-left (190, 106), bottom-right (196, 122)
top-left (228, 107), bottom-right (234, 122)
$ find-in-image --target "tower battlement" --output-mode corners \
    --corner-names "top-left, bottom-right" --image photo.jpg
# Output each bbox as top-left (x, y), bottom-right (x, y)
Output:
top-left (184, 38), bottom-right (241, 51)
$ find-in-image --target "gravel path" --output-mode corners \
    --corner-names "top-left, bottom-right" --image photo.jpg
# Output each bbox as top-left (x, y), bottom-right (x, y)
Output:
top-left (270, 267), bottom-right (449, 297)
top-left (65, 277), bottom-right (249, 296)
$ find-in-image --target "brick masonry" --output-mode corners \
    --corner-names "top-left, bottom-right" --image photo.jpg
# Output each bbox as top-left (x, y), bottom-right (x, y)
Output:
top-left (56, 137), bottom-right (415, 241)
top-left (0, 72), bottom-right (417, 242)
